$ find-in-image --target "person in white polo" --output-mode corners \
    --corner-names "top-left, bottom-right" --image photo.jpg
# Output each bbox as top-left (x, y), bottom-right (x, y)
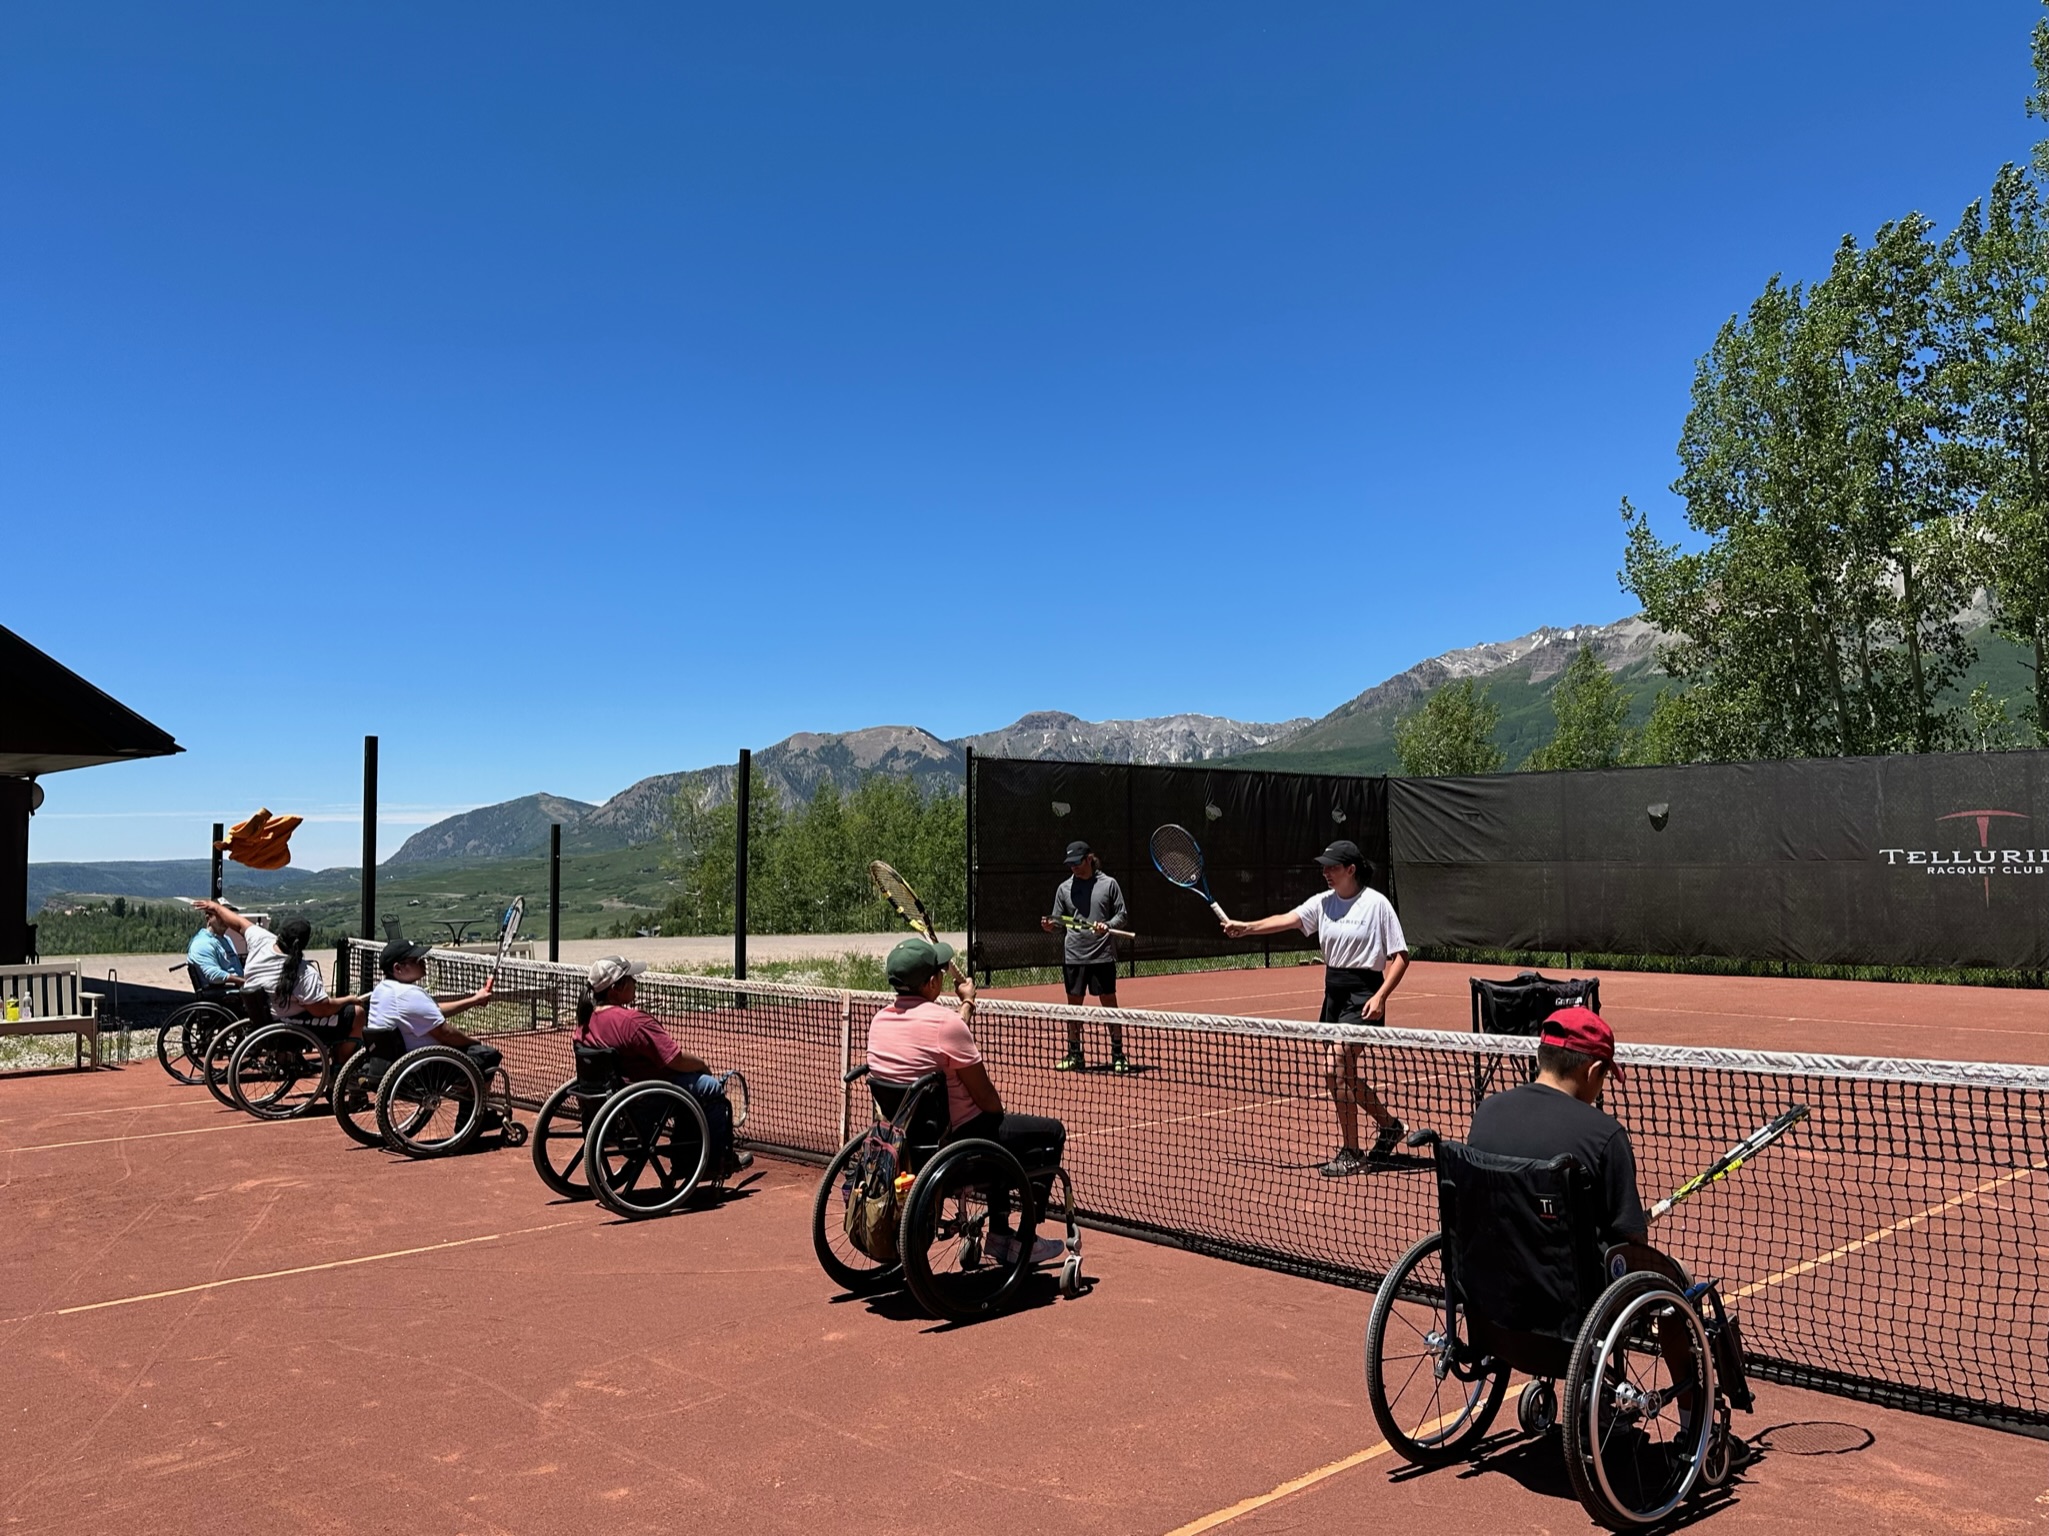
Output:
top-left (1221, 839), bottom-right (1410, 1177)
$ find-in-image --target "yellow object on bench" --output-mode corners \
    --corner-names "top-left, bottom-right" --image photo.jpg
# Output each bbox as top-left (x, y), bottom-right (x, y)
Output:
top-left (0, 962), bottom-right (101, 1069)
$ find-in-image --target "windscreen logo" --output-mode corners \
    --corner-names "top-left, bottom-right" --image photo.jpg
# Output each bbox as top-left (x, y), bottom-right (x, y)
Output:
top-left (1879, 811), bottom-right (2045, 902)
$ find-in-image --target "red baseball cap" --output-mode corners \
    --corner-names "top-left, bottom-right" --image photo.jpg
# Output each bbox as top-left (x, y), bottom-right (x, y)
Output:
top-left (1540, 1006), bottom-right (1617, 1066)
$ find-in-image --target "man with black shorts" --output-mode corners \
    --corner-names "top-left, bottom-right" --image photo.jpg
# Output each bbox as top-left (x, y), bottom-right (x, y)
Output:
top-left (1040, 840), bottom-right (1130, 1072)
top-left (1221, 839), bottom-right (1409, 1176)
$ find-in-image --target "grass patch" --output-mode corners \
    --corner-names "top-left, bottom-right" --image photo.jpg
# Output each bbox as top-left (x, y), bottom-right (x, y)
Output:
top-left (661, 951), bottom-right (891, 991)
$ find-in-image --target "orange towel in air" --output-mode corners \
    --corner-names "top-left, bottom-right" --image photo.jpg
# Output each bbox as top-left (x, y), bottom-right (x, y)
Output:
top-left (215, 808), bottom-right (303, 870)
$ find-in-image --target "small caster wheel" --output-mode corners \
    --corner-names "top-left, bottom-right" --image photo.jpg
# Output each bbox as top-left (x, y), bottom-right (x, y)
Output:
top-left (502, 1121), bottom-right (529, 1148)
top-left (1517, 1379), bottom-right (1556, 1436)
top-left (1058, 1254), bottom-right (1084, 1298)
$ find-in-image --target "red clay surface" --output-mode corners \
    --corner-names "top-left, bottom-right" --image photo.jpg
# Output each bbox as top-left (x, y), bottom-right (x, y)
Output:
top-left (988, 959), bottom-right (2049, 1065)
top-left (4, 1065), bottom-right (2046, 1535)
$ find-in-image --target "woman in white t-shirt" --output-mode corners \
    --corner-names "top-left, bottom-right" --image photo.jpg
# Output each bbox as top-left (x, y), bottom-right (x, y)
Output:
top-left (191, 903), bottom-right (369, 1037)
top-left (1221, 839), bottom-right (1409, 1178)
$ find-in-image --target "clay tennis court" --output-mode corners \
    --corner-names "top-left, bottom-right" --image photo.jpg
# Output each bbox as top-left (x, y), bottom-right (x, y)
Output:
top-left (4, 960), bottom-right (2046, 1533)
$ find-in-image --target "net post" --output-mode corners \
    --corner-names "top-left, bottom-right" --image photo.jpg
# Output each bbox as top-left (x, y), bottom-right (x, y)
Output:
top-left (547, 822), bottom-right (562, 963)
top-left (209, 823), bottom-right (223, 900)
top-left (360, 735), bottom-right (378, 942)
top-left (735, 748), bottom-right (750, 1001)
top-left (837, 991), bottom-right (852, 1145)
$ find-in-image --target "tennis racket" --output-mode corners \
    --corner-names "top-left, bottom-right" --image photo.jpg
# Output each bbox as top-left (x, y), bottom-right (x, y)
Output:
top-left (1649, 1104), bottom-right (1808, 1222)
top-left (1047, 912), bottom-right (1137, 940)
top-left (489, 896), bottom-right (526, 983)
top-left (867, 861), bottom-right (968, 986)
top-left (1149, 824), bottom-right (1231, 926)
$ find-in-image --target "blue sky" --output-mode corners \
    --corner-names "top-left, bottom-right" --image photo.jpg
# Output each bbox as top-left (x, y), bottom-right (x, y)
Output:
top-left (9, 1), bottom-right (2041, 866)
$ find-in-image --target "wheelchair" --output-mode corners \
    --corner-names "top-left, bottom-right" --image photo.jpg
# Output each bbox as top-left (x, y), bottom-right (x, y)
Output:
top-left (530, 1042), bottom-right (750, 1220)
top-left (811, 1066), bottom-right (1082, 1323)
top-left (342, 1027), bottom-right (527, 1158)
top-left (158, 965), bottom-right (249, 1085)
top-left (224, 998), bottom-right (359, 1121)
top-left (1363, 1131), bottom-right (1751, 1531)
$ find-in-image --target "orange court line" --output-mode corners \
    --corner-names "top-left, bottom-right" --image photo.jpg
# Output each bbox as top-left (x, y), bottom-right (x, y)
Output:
top-left (1732, 1162), bottom-right (2046, 1302)
top-left (45, 1221), bottom-right (583, 1318)
top-left (6, 1120), bottom-right (285, 1154)
top-left (1160, 1411), bottom-right (1463, 1535)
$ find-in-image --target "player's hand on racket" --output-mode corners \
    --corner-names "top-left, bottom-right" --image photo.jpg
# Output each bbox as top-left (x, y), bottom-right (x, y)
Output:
top-left (953, 974), bottom-right (976, 1008)
top-left (1040, 916), bottom-right (1058, 934)
top-left (1219, 917), bottom-right (1252, 938)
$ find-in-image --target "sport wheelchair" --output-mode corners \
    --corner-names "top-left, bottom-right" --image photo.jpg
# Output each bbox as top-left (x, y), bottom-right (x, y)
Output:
top-left (329, 1022), bottom-right (526, 1158)
top-left (156, 966), bottom-right (246, 1084)
top-left (811, 1066), bottom-right (1082, 1323)
top-left (1363, 1131), bottom-right (1751, 1531)
top-left (530, 1042), bottom-right (751, 1220)
top-left (224, 999), bottom-right (361, 1121)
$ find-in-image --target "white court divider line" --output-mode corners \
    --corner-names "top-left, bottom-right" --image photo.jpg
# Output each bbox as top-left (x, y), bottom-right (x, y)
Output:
top-left (50, 1221), bottom-right (584, 1317)
top-left (1731, 1161), bottom-right (2048, 1303)
top-left (7, 1121), bottom-right (284, 1155)
top-left (1160, 1409), bottom-right (1464, 1535)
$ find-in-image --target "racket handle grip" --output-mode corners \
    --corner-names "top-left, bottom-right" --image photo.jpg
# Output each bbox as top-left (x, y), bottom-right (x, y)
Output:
top-left (1648, 1197), bottom-right (1674, 1223)
top-left (1208, 902), bottom-right (1230, 926)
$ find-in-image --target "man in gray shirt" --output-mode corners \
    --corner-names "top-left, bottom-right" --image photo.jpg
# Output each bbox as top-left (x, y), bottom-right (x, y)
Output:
top-left (1040, 840), bottom-right (1131, 1072)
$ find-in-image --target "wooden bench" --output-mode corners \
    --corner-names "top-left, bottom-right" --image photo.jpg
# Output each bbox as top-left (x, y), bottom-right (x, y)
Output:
top-left (0, 962), bottom-right (102, 1069)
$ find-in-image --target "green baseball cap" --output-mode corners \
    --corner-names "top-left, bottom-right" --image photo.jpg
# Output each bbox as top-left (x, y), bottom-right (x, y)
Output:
top-left (886, 936), bottom-right (956, 993)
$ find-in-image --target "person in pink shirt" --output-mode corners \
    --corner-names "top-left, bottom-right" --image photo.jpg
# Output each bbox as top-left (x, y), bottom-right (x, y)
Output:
top-left (865, 937), bottom-right (1065, 1266)
top-left (577, 956), bottom-right (751, 1179)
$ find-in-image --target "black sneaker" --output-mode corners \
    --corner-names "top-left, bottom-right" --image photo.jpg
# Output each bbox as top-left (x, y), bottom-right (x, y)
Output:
top-left (1109, 1054), bottom-right (1132, 1074)
top-left (1368, 1120), bottom-right (1408, 1160)
top-left (1054, 1051), bottom-right (1085, 1072)
top-left (1319, 1147), bottom-right (1368, 1178)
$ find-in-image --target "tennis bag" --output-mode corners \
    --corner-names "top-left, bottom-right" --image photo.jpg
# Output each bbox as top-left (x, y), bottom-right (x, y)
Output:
top-left (844, 1118), bottom-right (910, 1263)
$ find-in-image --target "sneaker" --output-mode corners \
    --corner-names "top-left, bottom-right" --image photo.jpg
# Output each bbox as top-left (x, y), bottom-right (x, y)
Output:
top-left (984, 1231), bottom-right (1066, 1268)
top-left (1054, 1051), bottom-right (1085, 1072)
top-left (1110, 1054), bottom-right (1132, 1074)
top-left (1318, 1147), bottom-right (1368, 1178)
top-left (1369, 1120), bottom-right (1408, 1160)
top-left (721, 1149), bottom-right (755, 1178)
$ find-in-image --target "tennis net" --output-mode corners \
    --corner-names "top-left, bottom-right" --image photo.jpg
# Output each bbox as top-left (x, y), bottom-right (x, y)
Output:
top-left (344, 941), bottom-right (2049, 1437)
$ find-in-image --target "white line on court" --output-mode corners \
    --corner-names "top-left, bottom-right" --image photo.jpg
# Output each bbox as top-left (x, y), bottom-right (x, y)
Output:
top-left (1160, 1409), bottom-right (1463, 1535)
top-left (5, 1120), bottom-right (285, 1154)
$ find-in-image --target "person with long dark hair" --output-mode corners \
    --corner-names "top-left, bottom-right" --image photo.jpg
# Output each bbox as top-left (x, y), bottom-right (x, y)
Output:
top-left (190, 902), bottom-right (368, 1037)
top-left (1219, 839), bottom-right (1410, 1177)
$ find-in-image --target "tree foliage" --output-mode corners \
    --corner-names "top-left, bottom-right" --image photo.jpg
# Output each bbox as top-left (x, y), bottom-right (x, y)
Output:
top-left (661, 776), bottom-right (964, 935)
top-left (1394, 678), bottom-right (1505, 776)
top-left (1523, 645), bottom-right (1636, 771)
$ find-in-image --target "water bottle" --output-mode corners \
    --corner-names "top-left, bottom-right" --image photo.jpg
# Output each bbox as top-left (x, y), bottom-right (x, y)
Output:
top-left (18, 992), bottom-right (32, 1020)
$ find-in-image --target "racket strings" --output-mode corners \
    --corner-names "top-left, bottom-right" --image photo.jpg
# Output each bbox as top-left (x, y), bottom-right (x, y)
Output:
top-left (1149, 826), bottom-right (1205, 888)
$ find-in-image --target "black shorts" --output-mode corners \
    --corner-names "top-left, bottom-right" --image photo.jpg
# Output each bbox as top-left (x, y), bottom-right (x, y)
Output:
top-left (1319, 967), bottom-right (1385, 1026)
top-left (1063, 962), bottom-right (1119, 998)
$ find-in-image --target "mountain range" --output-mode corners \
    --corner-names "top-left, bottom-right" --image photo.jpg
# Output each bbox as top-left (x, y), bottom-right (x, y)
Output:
top-left (383, 617), bottom-right (1660, 864)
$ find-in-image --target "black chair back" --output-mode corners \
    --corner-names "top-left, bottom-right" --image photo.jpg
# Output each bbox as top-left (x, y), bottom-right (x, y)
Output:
top-left (868, 1073), bottom-right (950, 1168)
top-left (573, 1042), bottom-right (622, 1097)
top-left (1470, 971), bottom-right (1601, 1037)
top-left (362, 1021), bottom-right (404, 1060)
top-left (1434, 1138), bottom-right (1607, 1376)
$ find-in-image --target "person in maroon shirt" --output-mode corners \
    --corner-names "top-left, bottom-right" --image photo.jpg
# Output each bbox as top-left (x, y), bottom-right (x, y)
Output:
top-left (577, 956), bottom-right (751, 1178)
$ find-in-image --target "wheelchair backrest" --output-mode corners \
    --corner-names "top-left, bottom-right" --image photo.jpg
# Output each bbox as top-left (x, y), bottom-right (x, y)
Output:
top-left (362, 1021), bottom-right (404, 1060)
top-left (1434, 1139), bottom-right (1607, 1347)
top-left (1469, 971), bottom-right (1601, 1037)
top-left (572, 1042), bottom-right (622, 1096)
top-left (866, 1072), bottom-right (950, 1165)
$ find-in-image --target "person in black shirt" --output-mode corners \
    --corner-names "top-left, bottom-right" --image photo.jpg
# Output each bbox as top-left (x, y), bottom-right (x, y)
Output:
top-left (1468, 1005), bottom-right (1646, 1243)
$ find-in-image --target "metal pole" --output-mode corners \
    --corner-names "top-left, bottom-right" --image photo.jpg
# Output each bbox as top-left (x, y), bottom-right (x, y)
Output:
top-left (964, 746), bottom-right (976, 982)
top-left (361, 735), bottom-right (378, 941)
top-left (209, 823), bottom-right (224, 901)
top-left (735, 748), bottom-right (750, 983)
top-left (548, 822), bottom-right (562, 963)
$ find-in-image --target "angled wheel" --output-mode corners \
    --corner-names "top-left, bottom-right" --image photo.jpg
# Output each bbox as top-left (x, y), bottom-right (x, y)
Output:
top-left (201, 1020), bottom-right (254, 1110)
top-left (898, 1139), bottom-right (1035, 1323)
top-left (332, 1047), bottom-right (398, 1147)
top-left (585, 1081), bottom-right (709, 1220)
top-left (531, 1081), bottom-right (594, 1198)
top-left (811, 1131), bottom-right (903, 1294)
top-left (158, 1000), bottom-right (236, 1084)
top-left (228, 1024), bottom-right (331, 1120)
top-left (1563, 1270), bottom-right (1714, 1530)
top-left (376, 1046), bottom-right (486, 1158)
top-left (1364, 1233), bottom-right (1509, 1465)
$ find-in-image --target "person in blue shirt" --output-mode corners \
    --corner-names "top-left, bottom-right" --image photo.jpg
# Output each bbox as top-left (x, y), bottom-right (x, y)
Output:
top-left (186, 905), bottom-right (245, 994)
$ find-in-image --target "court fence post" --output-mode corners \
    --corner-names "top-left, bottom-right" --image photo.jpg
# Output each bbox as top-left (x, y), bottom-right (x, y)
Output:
top-left (209, 823), bottom-right (223, 901)
top-left (964, 745), bottom-right (975, 981)
top-left (360, 735), bottom-right (378, 943)
top-left (548, 822), bottom-right (562, 963)
top-left (735, 748), bottom-right (750, 1006)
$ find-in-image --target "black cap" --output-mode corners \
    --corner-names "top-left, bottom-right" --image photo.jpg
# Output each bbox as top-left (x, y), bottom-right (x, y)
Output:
top-left (1063, 840), bottom-right (1092, 866)
top-left (379, 937), bottom-right (432, 976)
top-left (1314, 839), bottom-right (1365, 868)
